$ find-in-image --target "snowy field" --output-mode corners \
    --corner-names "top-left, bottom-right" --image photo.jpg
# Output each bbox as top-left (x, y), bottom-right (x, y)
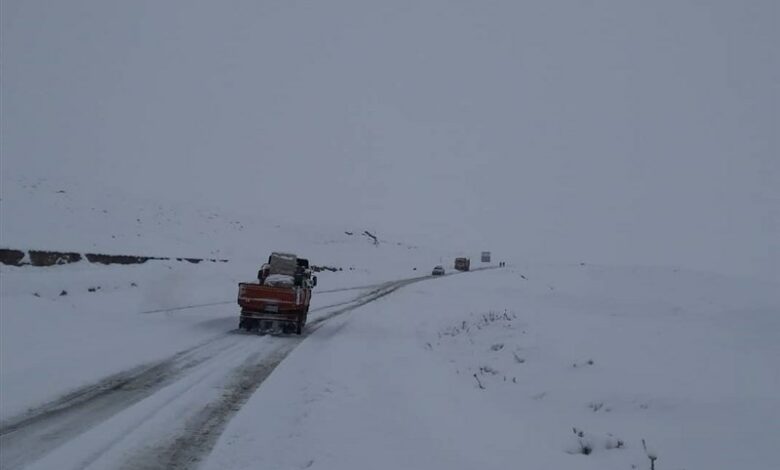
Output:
top-left (0, 177), bottom-right (455, 266)
top-left (204, 266), bottom-right (780, 470)
top-left (1, 177), bottom-right (779, 469)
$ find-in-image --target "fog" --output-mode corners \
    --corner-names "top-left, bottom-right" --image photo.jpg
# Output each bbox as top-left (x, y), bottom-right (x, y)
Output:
top-left (2, 0), bottom-right (777, 280)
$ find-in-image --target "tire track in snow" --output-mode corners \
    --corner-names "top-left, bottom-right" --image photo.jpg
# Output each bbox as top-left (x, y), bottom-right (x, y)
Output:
top-left (117, 342), bottom-right (300, 470)
top-left (71, 338), bottom-right (270, 470)
top-left (123, 271), bottom-right (493, 469)
top-left (0, 334), bottom-right (245, 470)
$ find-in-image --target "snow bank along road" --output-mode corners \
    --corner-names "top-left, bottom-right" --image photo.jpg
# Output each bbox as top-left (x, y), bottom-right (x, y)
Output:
top-left (0, 268), bottom-right (489, 470)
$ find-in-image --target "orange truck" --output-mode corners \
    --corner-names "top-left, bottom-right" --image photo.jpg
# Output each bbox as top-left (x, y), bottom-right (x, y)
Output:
top-left (237, 253), bottom-right (316, 335)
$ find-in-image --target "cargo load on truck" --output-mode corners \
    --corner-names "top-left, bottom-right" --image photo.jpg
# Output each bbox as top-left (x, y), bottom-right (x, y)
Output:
top-left (268, 252), bottom-right (298, 276)
top-left (238, 252), bottom-right (317, 335)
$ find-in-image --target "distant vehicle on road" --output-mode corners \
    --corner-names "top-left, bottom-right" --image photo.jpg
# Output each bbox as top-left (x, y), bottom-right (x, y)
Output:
top-left (432, 265), bottom-right (445, 276)
top-left (454, 257), bottom-right (470, 271)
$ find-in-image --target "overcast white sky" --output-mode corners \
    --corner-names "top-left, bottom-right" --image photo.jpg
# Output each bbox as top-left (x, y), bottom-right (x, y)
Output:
top-left (2, 0), bottom-right (777, 280)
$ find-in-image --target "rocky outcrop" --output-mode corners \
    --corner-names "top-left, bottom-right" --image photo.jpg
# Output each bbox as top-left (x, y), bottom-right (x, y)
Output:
top-left (1, 248), bottom-right (228, 267)
top-left (0, 249), bottom-right (26, 266)
top-left (29, 250), bottom-right (82, 266)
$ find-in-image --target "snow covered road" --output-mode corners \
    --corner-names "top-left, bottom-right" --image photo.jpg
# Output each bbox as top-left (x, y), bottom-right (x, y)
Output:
top-left (1, 269), bottom-right (477, 469)
top-left (1, 332), bottom-right (288, 470)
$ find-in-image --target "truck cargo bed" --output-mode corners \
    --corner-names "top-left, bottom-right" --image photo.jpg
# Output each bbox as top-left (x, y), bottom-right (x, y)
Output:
top-left (237, 282), bottom-right (311, 334)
